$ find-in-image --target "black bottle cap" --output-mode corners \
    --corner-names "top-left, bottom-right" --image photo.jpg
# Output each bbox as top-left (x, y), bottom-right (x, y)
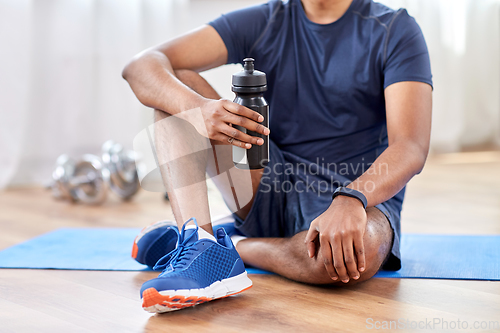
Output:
top-left (232, 58), bottom-right (267, 93)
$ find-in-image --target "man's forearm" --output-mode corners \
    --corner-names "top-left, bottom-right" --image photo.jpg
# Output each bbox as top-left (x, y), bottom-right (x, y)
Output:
top-left (347, 140), bottom-right (428, 207)
top-left (122, 50), bottom-right (207, 114)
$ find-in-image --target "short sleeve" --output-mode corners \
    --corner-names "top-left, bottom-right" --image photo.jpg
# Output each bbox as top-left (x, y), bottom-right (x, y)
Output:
top-left (208, 3), bottom-right (271, 65)
top-left (383, 9), bottom-right (433, 89)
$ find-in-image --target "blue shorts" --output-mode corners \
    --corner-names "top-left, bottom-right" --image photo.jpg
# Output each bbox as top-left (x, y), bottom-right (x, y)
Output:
top-left (233, 140), bottom-right (402, 271)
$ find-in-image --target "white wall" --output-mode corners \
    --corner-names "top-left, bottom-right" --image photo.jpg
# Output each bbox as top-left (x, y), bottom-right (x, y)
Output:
top-left (379, 0), bottom-right (500, 152)
top-left (0, 0), bottom-right (262, 188)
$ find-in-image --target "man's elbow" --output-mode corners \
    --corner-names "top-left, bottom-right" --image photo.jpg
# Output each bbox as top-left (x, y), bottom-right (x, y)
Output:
top-left (122, 49), bottom-right (156, 81)
top-left (122, 63), bottom-right (130, 81)
top-left (412, 141), bottom-right (429, 175)
top-left (122, 56), bottom-right (140, 81)
top-left (121, 54), bottom-right (156, 107)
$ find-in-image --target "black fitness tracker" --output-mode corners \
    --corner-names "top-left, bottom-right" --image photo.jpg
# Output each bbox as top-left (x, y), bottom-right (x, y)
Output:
top-left (332, 186), bottom-right (368, 209)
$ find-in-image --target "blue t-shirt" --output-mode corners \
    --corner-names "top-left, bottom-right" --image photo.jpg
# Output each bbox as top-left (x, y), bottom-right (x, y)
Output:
top-left (209, 0), bottom-right (432, 206)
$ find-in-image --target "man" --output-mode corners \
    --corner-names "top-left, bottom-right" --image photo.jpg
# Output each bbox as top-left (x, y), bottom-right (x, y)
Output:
top-left (123, 0), bottom-right (432, 313)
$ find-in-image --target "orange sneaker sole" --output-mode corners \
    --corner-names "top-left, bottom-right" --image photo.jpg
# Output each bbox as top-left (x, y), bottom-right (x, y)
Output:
top-left (142, 285), bottom-right (252, 313)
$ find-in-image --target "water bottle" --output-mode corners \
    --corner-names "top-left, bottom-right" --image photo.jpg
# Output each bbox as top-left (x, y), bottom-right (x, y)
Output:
top-left (231, 58), bottom-right (269, 169)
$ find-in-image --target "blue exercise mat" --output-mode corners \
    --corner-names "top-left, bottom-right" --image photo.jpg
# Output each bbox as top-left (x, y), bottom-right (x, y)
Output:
top-left (0, 228), bottom-right (147, 271)
top-left (0, 228), bottom-right (498, 280)
top-left (375, 234), bottom-right (500, 280)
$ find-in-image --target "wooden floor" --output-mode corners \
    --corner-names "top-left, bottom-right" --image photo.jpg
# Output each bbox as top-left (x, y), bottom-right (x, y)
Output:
top-left (1, 151), bottom-right (500, 332)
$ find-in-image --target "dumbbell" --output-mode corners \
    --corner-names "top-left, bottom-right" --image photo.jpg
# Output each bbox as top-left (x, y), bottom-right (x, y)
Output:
top-left (49, 141), bottom-right (140, 204)
top-left (101, 140), bottom-right (140, 200)
top-left (50, 154), bottom-right (108, 205)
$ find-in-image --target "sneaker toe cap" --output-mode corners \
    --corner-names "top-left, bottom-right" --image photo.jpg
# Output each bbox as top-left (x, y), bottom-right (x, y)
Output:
top-left (140, 276), bottom-right (202, 297)
top-left (136, 227), bottom-right (178, 267)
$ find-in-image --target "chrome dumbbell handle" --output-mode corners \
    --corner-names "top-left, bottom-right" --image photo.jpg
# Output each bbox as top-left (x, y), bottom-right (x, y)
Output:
top-left (102, 140), bottom-right (140, 200)
top-left (71, 155), bottom-right (108, 205)
top-left (68, 172), bottom-right (96, 187)
top-left (49, 154), bottom-right (107, 205)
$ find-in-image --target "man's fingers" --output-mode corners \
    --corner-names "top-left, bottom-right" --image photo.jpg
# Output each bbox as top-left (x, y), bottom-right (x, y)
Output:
top-left (221, 125), bottom-right (263, 145)
top-left (342, 237), bottom-right (360, 280)
top-left (307, 242), bottom-right (316, 259)
top-left (319, 234), bottom-right (338, 281)
top-left (353, 233), bottom-right (366, 273)
top-left (304, 227), bottom-right (318, 258)
top-left (332, 233), bottom-right (349, 283)
top-left (223, 100), bottom-right (265, 123)
top-left (225, 112), bottom-right (269, 136)
top-left (215, 134), bottom-right (251, 149)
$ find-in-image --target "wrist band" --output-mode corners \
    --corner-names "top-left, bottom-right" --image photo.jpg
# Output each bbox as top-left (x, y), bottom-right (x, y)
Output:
top-left (332, 186), bottom-right (368, 209)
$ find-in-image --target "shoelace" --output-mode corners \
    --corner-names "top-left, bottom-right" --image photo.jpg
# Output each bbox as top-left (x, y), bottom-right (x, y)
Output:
top-left (153, 218), bottom-right (199, 271)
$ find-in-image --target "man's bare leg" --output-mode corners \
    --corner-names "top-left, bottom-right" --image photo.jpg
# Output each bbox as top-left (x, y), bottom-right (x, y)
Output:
top-left (154, 109), bottom-right (212, 232)
top-left (235, 208), bottom-right (394, 285)
top-left (154, 69), bottom-right (263, 233)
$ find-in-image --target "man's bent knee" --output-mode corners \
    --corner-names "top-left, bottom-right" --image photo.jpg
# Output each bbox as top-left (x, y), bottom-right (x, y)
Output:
top-left (299, 209), bottom-right (393, 286)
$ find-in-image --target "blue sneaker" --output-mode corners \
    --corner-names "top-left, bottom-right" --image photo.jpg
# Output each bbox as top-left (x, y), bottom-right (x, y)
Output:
top-left (132, 220), bottom-right (179, 268)
top-left (140, 218), bottom-right (252, 313)
top-left (132, 216), bottom-right (243, 269)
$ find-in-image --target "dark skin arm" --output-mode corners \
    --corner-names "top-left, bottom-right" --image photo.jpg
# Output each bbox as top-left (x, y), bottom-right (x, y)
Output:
top-left (305, 81), bottom-right (432, 283)
top-left (122, 25), bottom-right (269, 149)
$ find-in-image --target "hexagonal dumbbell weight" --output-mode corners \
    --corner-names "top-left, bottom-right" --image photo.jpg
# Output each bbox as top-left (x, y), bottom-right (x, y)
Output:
top-left (101, 140), bottom-right (140, 200)
top-left (50, 154), bottom-right (108, 205)
top-left (49, 141), bottom-right (140, 204)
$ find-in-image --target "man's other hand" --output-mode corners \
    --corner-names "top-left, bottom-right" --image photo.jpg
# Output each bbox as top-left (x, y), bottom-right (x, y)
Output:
top-left (305, 195), bottom-right (367, 283)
